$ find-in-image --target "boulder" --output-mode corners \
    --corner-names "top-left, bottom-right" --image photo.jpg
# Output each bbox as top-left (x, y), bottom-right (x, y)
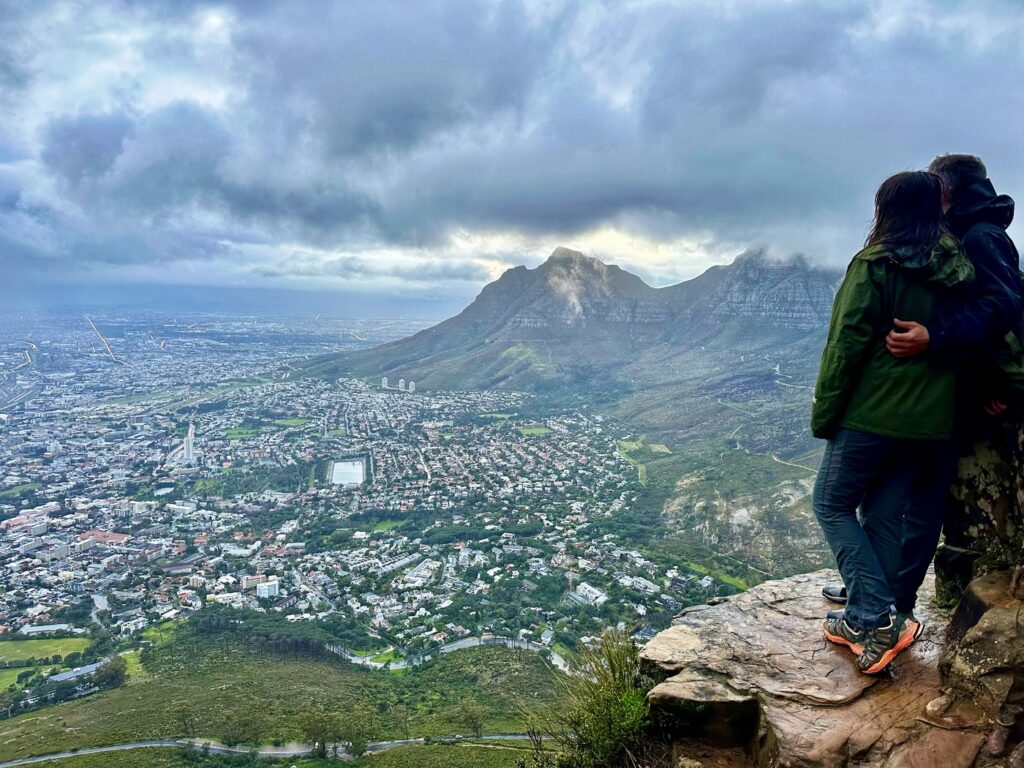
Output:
top-left (937, 424), bottom-right (1024, 605)
top-left (940, 570), bottom-right (1024, 762)
top-left (641, 569), bottom-right (989, 767)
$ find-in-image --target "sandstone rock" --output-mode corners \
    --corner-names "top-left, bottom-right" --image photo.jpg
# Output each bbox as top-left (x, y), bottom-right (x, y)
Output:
top-left (941, 571), bottom-right (1024, 717)
top-left (924, 693), bottom-right (952, 718)
top-left (938, 424), bottom-right (1024, 606)
top-left (883, 729), bottom-right (985, 768)
top-left (641, 569), bottom-right (982, 767)
top-left (986, 722), bottom-right (1010, 756)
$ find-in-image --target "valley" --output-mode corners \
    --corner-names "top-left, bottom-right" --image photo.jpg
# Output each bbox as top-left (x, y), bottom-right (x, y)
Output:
top-left (0, 247), bottom-right (840, 763)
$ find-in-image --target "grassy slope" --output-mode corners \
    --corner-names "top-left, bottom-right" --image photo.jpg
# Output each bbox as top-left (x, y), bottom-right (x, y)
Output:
top-left (617, 434), bottom-right (822, 583)
top-left (32, 744), bottom-right (527, 768)
top-left (27, 750), bottom-right (186, 768)
top-left (0, 630), bottom-right (559, 762)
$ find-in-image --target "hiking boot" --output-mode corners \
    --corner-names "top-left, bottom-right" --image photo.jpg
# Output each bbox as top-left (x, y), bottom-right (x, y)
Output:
top-left (822, 584), bottom-right (848, 604)
top-left (857, 615), bottom-right (923, 675)
top-left (823, 614), bottom-right (865, 655)
top-left (896, 610), bottom-right (921, 631)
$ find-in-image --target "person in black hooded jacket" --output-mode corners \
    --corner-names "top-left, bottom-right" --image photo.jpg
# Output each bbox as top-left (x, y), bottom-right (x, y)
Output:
top-left (886, 154), bottom-right (1023, 376)
top-left (821, 155), bottom-right (1024, 613)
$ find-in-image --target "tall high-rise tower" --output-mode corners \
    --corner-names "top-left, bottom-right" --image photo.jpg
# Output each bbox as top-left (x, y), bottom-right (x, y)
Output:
top-left (183, 423), bottom-right (195, 463)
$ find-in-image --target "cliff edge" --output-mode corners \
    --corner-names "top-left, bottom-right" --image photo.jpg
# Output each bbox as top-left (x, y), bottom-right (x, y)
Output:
top-left (639, 569), bottom-right (1023, 768)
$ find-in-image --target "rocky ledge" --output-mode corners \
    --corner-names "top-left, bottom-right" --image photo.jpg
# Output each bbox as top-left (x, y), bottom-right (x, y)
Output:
top-left (639, 569), bottom-right (1023, 768)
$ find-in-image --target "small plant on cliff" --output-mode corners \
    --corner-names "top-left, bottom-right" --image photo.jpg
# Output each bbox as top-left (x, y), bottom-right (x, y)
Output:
top-left (525, 630), bottom-right (657, 768)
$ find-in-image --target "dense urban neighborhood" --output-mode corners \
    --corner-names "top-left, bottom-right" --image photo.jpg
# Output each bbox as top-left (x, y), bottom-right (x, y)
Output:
top-left (0, 311), bottom-right (729, 717)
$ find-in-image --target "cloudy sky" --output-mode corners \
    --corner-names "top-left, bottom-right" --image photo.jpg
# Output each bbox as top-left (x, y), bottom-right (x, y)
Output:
top-left (2, 0), bottom-right (1023, 311)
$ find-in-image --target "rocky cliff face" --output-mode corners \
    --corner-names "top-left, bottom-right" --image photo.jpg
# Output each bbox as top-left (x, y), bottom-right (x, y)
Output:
top-left (635, 414), bottom-right (1024, 768)
top-left (639, 569), bottom-right (1024, 768)
top-left (449, 247), bottom-right (669, 339)
top-left (664, 251), bottom-right (838, 340)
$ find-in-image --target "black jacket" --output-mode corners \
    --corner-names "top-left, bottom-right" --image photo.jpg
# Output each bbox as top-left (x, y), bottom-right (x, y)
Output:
top-left (930, 179), bottom-right (1023, 352)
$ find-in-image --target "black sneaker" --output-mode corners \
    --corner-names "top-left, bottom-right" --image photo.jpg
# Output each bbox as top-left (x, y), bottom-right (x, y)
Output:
top-left (823, 614), bottom-right (865, 655)
top-left (857, 615), bottom-right (922, 675)
top-left (822, 584), bottom-right (848, 604)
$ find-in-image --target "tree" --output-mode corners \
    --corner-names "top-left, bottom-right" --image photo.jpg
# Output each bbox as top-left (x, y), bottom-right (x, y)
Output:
top-left (222, 709), bottom-right (241, 746)
top-left (340, 701), bottom-right (380, 758)
top-left (93, 657), bottom-right (127, 689)
top-left (299, 707), bottom-right (340, 758)
top-left (170, 700), bottom-right (197, 738)
top-left (0, 692), bottom-right (16, 719)
top-left (459, 700), bottom-right (486, 738)
top-left (392, 703), bottom-right (412, 740)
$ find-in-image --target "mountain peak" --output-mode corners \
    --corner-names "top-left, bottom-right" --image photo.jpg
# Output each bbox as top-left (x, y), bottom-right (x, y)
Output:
top-left (312, 245), bottom-right (842, 390)
top-left (544, 246), bottom-right (596, 265)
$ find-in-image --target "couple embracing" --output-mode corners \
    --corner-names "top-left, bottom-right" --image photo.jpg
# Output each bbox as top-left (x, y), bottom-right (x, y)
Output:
top-left (811, 154), bottom-right (1023, 675)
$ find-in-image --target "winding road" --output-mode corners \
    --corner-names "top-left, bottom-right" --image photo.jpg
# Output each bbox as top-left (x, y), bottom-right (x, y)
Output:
top-left (329, 633), bottom-right (571, 674)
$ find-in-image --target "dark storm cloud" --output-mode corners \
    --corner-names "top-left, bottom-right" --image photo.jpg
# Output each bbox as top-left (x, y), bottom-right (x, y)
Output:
top-left (235, 1), bottom-right (551, 157)
top-left (38, 101), bottom-right (377, 240)
top-left (101, 103), bottom-right (228, 213)
top-left (42, 113), bottom-right (136, 186)
top-left (3, 0), bottom-right (1024, 294)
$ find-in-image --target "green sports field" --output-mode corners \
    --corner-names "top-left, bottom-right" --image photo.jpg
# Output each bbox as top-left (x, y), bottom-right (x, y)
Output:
top-left (0, 637), bottom-right (90, 663)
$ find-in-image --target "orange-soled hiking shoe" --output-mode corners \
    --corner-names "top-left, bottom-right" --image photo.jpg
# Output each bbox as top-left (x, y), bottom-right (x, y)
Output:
top-left (857, 615), bottom-right (923, 675)
top-left (823, 614), bottom-right (865, 655)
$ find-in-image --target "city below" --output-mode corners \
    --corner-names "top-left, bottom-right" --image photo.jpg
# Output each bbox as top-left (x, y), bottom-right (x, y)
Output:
top-left (0, 310), bottom-right (728, 716)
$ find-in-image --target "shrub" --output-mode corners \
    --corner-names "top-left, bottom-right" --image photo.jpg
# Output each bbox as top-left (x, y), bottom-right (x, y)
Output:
top-left (526, 630), bottom-right (656, 768)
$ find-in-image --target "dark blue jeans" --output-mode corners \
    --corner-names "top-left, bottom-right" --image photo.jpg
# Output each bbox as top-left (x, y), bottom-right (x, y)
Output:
top-left (813, 428), bottom-right (955, 629)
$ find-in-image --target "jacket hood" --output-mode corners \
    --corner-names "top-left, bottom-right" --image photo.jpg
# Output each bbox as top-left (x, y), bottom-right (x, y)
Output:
top-left (858, 235), bottom-right (973, 287)
top-left (948, 179), bottom-right (1015, 235)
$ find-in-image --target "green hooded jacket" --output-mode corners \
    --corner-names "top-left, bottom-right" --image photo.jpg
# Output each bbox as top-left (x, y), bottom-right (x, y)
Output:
top-left (812, 235), bottom-right (974, 440)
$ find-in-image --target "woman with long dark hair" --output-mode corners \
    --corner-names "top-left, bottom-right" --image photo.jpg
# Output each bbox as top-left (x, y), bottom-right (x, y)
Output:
top-left (811, 171), bottom-right (973, 674)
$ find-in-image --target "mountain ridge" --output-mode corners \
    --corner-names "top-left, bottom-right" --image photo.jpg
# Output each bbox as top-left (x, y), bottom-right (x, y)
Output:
top-left (304, 246), bottom-right (842, 393)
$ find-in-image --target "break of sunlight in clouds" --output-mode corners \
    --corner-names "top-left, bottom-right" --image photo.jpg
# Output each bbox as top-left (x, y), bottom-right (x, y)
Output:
top-left (2, 0), bottom-right (1024, 303)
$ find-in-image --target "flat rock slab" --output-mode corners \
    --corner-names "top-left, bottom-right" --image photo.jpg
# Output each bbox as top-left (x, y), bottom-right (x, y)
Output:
top-left (641, 569), bottom-right (979, 767)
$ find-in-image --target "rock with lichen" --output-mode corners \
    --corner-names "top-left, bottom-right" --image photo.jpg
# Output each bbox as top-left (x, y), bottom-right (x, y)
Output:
top-left (937, 423), bottom-right (1024, 604)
